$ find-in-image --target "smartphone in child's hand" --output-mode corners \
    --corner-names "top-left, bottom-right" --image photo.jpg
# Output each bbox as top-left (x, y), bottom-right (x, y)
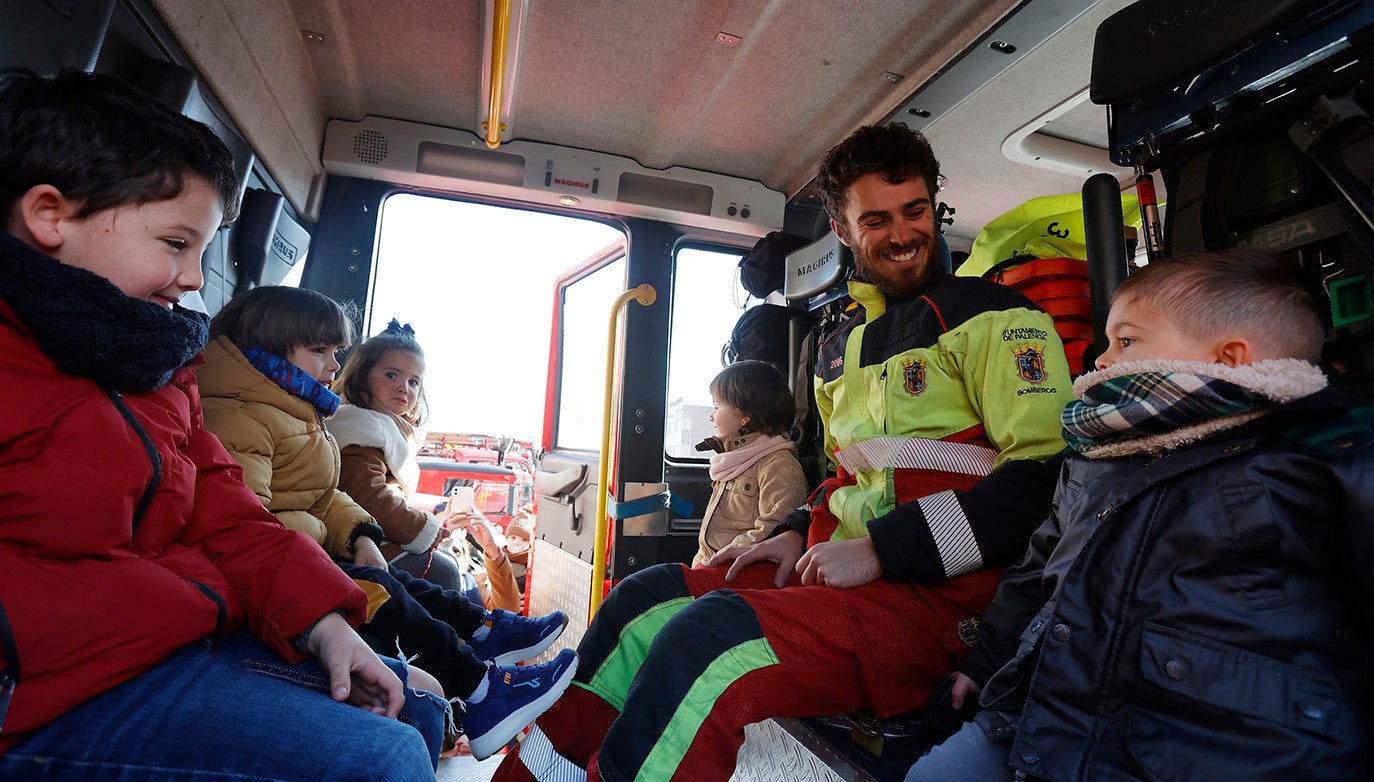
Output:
top-left (449, 486), bottom-right (475, 514)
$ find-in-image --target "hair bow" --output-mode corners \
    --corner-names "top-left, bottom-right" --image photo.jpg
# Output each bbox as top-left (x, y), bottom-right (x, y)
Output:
top-left (385, 319), bottom-right (415, 336)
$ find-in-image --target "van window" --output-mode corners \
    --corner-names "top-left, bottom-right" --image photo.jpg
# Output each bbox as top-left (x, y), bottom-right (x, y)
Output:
top-left (554, 254), bottom-right (628, 449)
top-left (665, 245), bottom-right (755, 459)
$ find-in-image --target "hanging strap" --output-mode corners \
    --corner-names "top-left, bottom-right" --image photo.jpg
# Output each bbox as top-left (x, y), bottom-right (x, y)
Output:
top-left (606, 489), bottom-right (696, 520)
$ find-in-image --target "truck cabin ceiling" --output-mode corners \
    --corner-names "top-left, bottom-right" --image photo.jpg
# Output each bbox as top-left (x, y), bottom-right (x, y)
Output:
top-left (148, 0), bottom-right (1132, 244)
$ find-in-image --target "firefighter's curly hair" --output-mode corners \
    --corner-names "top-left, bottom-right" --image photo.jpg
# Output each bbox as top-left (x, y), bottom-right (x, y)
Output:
top-left (816, 123), bottom-right (940, 222)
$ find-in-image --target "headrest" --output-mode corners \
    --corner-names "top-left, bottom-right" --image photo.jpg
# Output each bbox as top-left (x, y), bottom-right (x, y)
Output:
top-left (740, 231), bottom-right (812, 297)
top-left (0, 0), bottom-right (113, 74)
top-left (231, 188), bottom-right (310, 291)
top-left (783, 234), bottom-right (953, 300)
top-left (784, 233), bottom-right (848, 301)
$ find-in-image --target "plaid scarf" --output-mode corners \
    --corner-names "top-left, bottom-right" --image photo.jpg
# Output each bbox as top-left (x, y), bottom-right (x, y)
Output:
top-left (1062, 358), bottom-right (1327, 459)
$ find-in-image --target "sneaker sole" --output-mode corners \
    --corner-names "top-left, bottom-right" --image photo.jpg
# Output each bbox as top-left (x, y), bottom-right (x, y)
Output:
top-left (468, 655), bottom-right (579, 761)
top-left (489, 613), bottom-right (570, 667)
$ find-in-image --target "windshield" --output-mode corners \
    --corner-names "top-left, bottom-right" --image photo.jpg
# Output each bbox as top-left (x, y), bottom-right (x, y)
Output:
top-left (439, 478), bottom-right (515, 517)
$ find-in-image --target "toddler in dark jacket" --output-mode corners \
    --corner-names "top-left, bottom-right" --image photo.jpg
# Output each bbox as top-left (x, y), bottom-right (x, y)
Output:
top-left (908, 249), bottom-right (1372, 782)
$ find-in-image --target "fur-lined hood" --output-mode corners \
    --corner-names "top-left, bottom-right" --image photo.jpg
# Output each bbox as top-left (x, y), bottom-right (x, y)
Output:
top-left (325, 404), bottom-right (423, 490)
top-left (1066, 358), bottom-right (1328, 459)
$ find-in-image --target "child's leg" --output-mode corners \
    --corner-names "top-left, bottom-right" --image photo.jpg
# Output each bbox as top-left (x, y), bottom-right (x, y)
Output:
top-left (344, 561), bottom-right (486, 638)
top-left (496, 562), bottom-right (752, 782)
top-left (343, 564), bottom-right (489, 699)
top-left (347, 561), bottom-right (567, 666)
top-left (903, 719), bottom-right (1016, 781)
top-left (0, 630), bottom-right (444, 782)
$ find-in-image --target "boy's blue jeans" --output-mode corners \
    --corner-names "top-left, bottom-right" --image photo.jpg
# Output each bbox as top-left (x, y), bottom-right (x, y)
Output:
top-left (0, 630), bottom-right (448, 781)
top-left (904, 717), bottom-right (1016, 781)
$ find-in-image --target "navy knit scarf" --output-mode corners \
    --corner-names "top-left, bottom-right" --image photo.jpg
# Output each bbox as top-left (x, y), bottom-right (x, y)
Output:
top-left (241, 346), bottom-right (341, 418)
top-left (0, 230), bottom-right (208, 392)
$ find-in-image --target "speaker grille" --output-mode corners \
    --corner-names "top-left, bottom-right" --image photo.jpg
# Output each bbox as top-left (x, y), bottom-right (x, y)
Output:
top-left (352, 129), bottom-right (389, 164)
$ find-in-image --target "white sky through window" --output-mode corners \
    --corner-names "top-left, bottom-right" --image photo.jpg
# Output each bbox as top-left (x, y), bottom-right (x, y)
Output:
top-left (371, 195), bottom-right (755, 446)
top-left (372, 194), bottom-right (622, 439)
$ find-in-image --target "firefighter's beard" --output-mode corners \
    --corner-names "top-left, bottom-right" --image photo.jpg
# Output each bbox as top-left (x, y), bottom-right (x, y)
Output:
top-left (851, 235), bottom-right (940, 301)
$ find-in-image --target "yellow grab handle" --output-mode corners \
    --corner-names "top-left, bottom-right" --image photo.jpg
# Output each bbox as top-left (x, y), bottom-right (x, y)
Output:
top-left (483, 0), bottom-right (511, 148)
top-left (590, 283), bottom-right (657, 620)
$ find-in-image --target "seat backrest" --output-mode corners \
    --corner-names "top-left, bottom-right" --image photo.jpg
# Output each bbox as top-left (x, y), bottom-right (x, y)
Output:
top-left (202, 188), bottom-right (311, 313)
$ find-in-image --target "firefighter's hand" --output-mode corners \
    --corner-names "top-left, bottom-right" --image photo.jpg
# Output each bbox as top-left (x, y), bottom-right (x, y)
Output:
top-left (708, 529), bottom-right (805, 588)
top-left (795, 536), bottom-right (881, 589)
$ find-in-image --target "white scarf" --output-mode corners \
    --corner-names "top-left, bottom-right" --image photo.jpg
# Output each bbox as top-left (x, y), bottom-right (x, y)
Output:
top-left (709, 433), bottom-right (795, 482)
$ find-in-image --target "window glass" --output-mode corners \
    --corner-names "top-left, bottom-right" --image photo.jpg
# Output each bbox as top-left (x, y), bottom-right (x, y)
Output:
top-left (372, 194), bottom-right (622, 444)
top-left (664, 246), bottom-right (755, 459)
top-left (555, 256), bottom-right (627, 449)
top-left (278, 257), bottom-right (305, 287)
top-left (472, 482), bottom-right (514, 515)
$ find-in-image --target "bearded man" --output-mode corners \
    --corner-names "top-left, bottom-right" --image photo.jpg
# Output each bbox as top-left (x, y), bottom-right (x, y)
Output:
top-left (496, 124), bottom-right (1074, 782)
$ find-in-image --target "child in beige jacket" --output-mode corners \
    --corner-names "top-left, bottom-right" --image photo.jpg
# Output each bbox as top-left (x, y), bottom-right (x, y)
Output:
top-left (692, 360), bottom-right (810, 566)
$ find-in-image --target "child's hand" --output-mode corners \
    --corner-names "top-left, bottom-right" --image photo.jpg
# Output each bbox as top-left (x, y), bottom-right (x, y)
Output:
top-left (921, 673), bottom-right (981, 742)
top-left (950, 672), bottom-right (981, 710)
top-left (468, 516), bottom-right (501, 558)
top-left (352, 536), bottom-right (388, 570)
top-left (443, 510), bottom-right (475, 531)
top-left (304, 612), bottom-right (405, 718)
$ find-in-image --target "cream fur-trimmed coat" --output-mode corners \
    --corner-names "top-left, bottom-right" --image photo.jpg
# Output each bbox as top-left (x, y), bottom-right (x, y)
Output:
top-left (326, 404), bottom-right (442, 559)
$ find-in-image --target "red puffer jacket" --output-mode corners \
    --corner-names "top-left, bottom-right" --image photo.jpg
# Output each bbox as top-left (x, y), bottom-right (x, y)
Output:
top-left (0, 300), bottom-right (368, 753)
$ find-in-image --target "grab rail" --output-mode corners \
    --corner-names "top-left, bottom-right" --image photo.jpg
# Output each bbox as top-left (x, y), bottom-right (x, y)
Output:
top-left (590, 284), bottom-right (657, 619)
top-left (484, 0), bottom-right (511, 148)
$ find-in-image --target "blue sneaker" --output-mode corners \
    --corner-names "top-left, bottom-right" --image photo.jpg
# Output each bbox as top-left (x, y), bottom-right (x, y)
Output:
top-left (462, 648), bottom-right (579, 761)
top-left (468, 608), bottom-right (569, 666)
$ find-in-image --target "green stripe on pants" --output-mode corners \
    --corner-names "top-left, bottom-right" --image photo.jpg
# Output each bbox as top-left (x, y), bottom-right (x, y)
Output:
top-left (633, 637), bottom-right (779, 782)
top-left (581, 596), bottom-right (693, 710)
